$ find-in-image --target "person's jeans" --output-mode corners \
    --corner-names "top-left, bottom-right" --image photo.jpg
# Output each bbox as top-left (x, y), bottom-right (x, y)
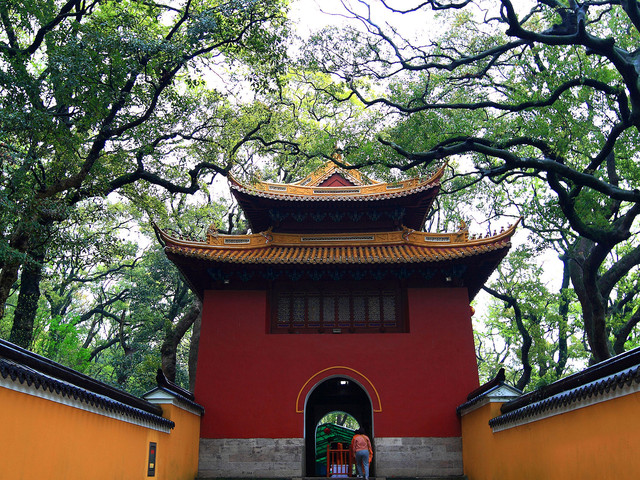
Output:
top-left (355, 449), bottom-right (369, 479)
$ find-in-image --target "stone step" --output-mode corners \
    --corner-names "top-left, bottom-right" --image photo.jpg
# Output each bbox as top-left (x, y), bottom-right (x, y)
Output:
top-left (197, 477), bottom-right (467, 480)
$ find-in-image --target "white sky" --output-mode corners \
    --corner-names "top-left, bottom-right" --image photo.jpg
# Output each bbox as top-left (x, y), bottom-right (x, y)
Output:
top-left (290, 0), bottom-right (441, 44)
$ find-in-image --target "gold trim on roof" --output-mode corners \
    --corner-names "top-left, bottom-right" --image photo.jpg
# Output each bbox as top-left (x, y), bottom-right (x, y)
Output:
top-left (228, 163), bottom-right (445, 201)
top-left (155, 220), bottom-right (519, 266)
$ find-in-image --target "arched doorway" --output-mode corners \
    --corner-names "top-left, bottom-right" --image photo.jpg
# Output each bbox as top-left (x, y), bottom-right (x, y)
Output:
top-left (304, 376), bottom-right (373, 476)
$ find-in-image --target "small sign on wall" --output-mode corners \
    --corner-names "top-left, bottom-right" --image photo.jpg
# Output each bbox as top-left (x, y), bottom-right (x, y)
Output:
top-left (148, 442), bottom-right (157, 477)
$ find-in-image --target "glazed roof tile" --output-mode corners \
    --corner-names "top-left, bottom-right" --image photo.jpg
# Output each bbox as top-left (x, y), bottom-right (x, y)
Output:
top-left (489, 365), bottom-right (640, 430)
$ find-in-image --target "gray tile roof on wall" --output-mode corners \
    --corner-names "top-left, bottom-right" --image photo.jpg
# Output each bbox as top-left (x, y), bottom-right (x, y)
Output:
top-left (0, 338), bottom-right (174, 430)
top-left (489, 346), bottom-right (640, 429)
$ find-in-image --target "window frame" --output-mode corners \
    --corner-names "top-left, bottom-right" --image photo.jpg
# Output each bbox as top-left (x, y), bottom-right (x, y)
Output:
top-left (269, 280), bottom-right (407, 334)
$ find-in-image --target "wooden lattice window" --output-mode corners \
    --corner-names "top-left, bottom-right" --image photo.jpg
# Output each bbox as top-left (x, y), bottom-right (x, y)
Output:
top-left (270, 281), bottom-right (406, 333)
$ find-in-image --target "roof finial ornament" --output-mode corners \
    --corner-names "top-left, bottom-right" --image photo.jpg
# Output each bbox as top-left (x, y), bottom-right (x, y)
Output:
top-left (260, 228), bottom-right (273, 244)
top-left (402, 226), bottom-right (414, 242)
top-left (207, 224), bottom-right (219, 244)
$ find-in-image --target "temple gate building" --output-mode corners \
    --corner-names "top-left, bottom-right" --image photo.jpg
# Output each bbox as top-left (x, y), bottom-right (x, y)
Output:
top-left (155, 160), bottom-right (517, 478)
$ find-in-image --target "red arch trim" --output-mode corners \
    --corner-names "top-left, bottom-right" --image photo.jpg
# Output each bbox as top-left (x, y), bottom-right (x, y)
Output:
top-left (296, 366), bottom-right (382, 413)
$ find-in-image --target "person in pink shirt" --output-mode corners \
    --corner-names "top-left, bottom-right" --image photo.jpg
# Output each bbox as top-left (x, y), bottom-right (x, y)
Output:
top-left (350, 428), bottom-right (373, 479)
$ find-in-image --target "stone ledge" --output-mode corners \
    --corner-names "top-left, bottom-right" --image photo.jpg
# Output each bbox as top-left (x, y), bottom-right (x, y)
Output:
top-left (199, 438), bottom-right (304, 478)
top-left (374, 437), bottom-right (463, 478)
top-left (197, 477), bottom-right (467, 480)
top-left (198, 436), bottom-right (463, 479)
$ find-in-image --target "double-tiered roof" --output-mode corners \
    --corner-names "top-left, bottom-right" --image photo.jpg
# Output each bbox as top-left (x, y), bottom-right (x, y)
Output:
top-left (156, 160), bottom-right (517, 299)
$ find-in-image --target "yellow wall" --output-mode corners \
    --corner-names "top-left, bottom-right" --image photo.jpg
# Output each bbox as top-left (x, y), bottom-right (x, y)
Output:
top-left (0, 386), bottom-right (200, 480)
top-left (461, 392), bottom-right (640, 480)
top-left (156, 403), bottom-right (201, 480)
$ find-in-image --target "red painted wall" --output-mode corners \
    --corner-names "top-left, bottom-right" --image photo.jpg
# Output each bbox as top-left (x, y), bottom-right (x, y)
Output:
top-left (194, 287), bottom-right (478, 439)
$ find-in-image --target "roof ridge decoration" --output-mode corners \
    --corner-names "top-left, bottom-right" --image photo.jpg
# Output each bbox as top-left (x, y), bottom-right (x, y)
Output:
top-left (456, 385), bottom-right (523, 418)
top-left (294, 153), bottom-right (376, 187)
top-left (227, 161), bottom-right (448, 233)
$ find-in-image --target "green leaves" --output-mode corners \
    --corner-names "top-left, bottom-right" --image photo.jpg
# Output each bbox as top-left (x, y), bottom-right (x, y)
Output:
top-left (0, 0), bottom-right (292, 389)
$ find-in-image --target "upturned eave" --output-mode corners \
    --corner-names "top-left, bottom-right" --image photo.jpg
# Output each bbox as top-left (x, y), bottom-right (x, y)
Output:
top-left (228, 163), bottom-right (445, 202)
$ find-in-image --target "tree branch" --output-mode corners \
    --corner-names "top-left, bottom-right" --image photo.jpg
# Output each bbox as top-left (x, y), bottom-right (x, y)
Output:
top-left (483, 284), bottom-right (533, 390)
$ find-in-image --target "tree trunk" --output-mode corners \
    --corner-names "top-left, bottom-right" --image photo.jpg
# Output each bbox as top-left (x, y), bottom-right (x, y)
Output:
top-left (569, 238), bottom-right (612, 363)
top-left (583, 251), bottom-right (611, 363)
top-left (161, 299), bottom-right (202, 383)
top-left (188, 305), bottom-right (202, 392)
top-left (0, 262), bottom-right (21, 319)
top-left (613, 309), bottom-right (640, 354)
top-left (514, 311), bottom-right (533, 391)
top-left (0, 230), bottom-right (31, 320)
top-left (484, 285), bottom-right (532, 390)
top-left (8, 247), bottom-right (46, 349)
top-left (555, 257), bottom-right (571, 376)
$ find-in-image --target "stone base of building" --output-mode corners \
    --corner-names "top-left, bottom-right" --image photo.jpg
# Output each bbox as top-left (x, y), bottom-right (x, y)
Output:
top-left (198, 438), bottom-right (304, 478)
top-left (198, 437), bottom-right (462, 478)
top-left (374, 437), bottom-right (463, 477)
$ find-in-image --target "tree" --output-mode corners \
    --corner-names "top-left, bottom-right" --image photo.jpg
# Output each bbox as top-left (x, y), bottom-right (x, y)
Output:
top-left (320, 411), bottom-right (360, 430)
top-left (299, 0), bottom-right (640, 363)
top-left (475, 246), bottom-right (588, 390)
top-left (0, 177), bottom-right (245, 390)
top-left (0, 0), bottom-right (290, 348)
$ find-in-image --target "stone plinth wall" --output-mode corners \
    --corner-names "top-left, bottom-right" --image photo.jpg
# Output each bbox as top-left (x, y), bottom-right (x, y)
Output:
top-left (198, 437), bottom-right (462, 478)
top-left (374, 437), bottom-right (463, 477)
top-left (198, 438), bottom-right (304, 478)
